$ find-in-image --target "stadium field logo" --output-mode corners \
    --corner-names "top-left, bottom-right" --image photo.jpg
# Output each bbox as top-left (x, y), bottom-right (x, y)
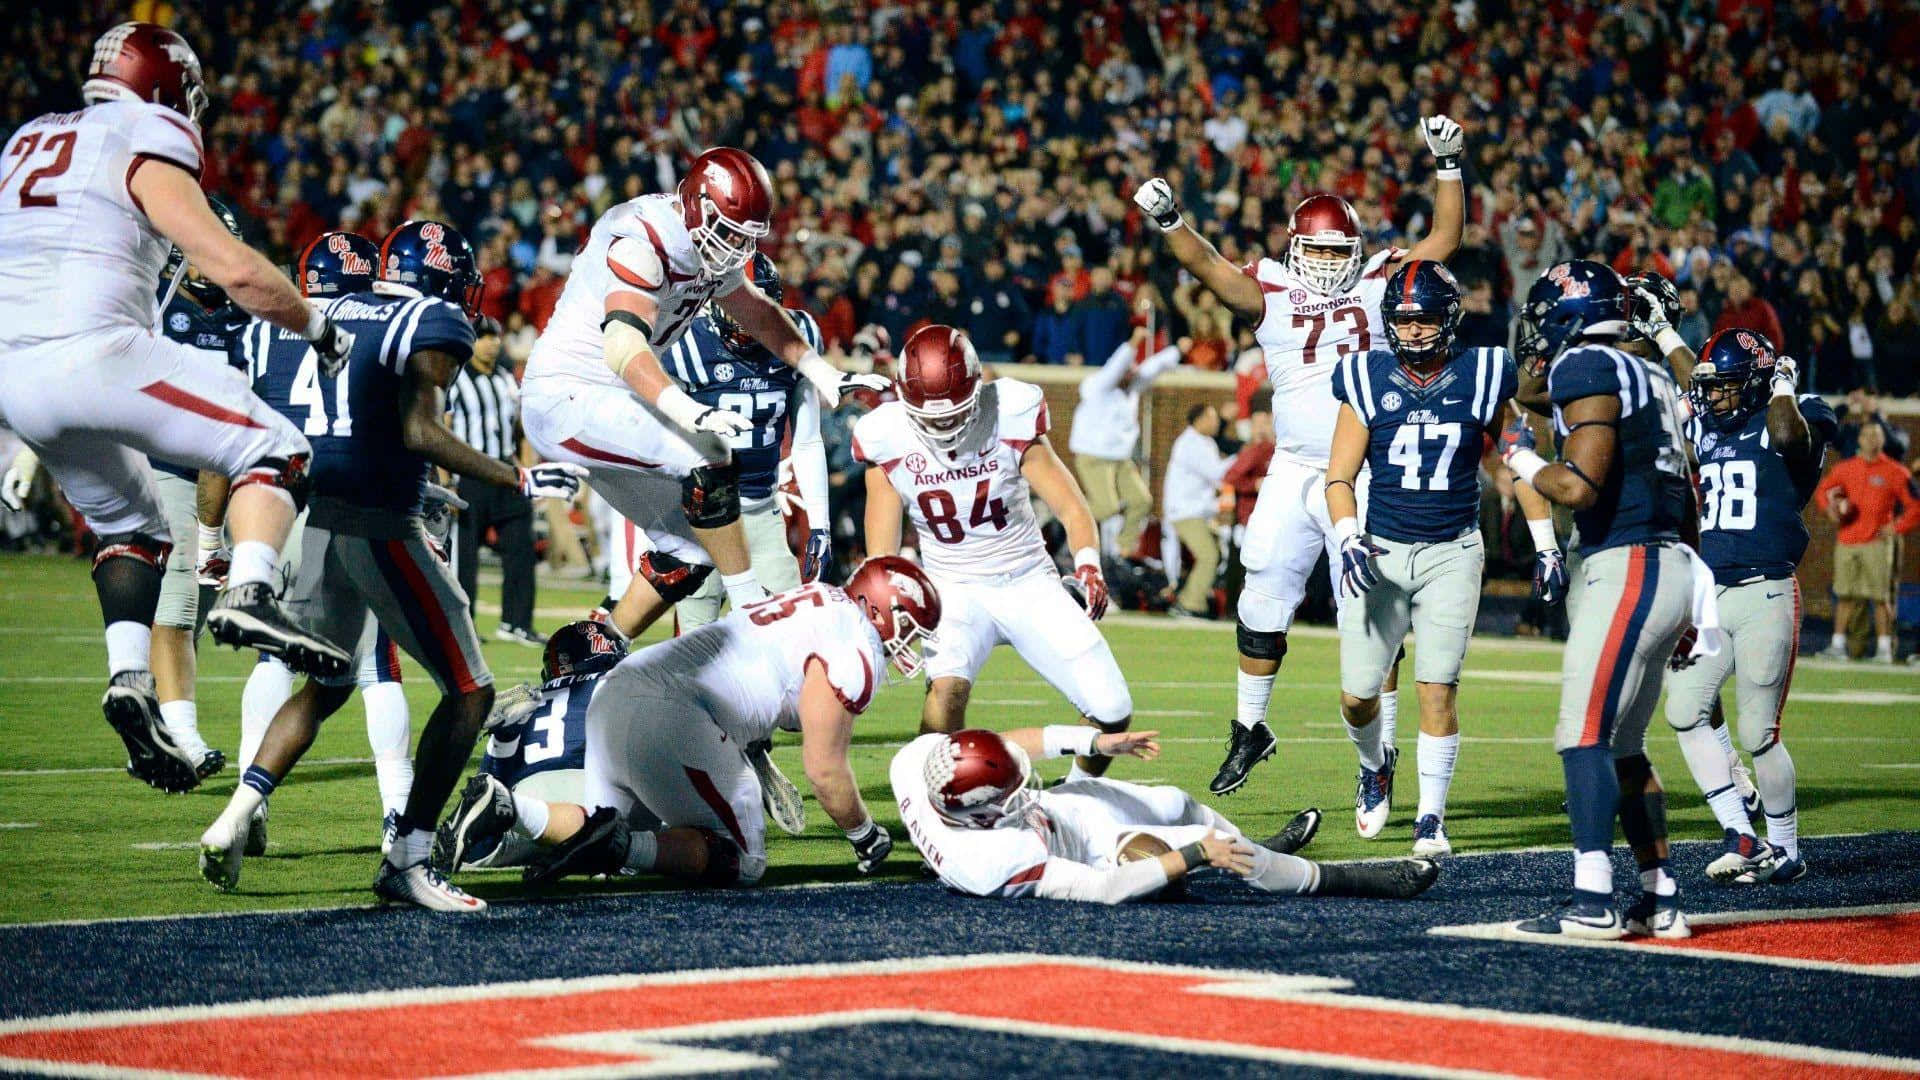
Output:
top-left (0, 953), bottom-right (1908, 1078)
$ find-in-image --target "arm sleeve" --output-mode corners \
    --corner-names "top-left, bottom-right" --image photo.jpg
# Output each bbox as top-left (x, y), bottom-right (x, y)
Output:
top-left (1031, 856), bottom-right (1172, 904)
top-left (128, 104), bottom-right (204, 178)
top-left (791, 385), bottom-right (830, 526)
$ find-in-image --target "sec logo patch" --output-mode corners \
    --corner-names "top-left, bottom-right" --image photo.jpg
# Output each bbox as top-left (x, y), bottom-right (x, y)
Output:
top-left (1381, 391), bottom-right (1402, 412)
top-left (1289, 289), bottom-right (1307, 304)
top-left (905, 453), bottom-right (928, 474)
top-left (168, 312), bottom-right (190, 334)
top-left (713, 362), bottom-right (734, 382)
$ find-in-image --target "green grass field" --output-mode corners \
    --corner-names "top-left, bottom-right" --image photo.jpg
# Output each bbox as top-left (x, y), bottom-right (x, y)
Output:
top-left (1, 552), bottom-right (1915, 925)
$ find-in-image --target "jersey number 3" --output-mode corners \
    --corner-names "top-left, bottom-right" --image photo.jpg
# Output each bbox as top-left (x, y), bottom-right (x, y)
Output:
top-left (1291, 306), bottom-right (1369, 364)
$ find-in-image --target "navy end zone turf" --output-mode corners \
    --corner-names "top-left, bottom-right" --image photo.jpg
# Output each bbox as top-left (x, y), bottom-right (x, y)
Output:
top-left (0, 833), bottom-right (1916, 1076)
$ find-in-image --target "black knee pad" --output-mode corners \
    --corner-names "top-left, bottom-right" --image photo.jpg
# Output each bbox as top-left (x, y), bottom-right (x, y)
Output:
top-left (638, 550), bottom-right (715, 604)
top-left (1086, 714), bottom-right (1130, 734)
top-left (693, 828), bottom-right (742, 886)
top-left (1235, 621), bottom-right (1287, 662)
top-left (234, 453), bottom-right (312, 512)
top-left (680, 462), bottom-right (740, 528)
top-left (91, 530), bottom-right (173, 573)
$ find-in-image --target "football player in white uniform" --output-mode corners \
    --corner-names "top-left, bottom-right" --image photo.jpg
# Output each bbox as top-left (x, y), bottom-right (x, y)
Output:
top-left (894, 727), bottom-right (1438, 904)
top-left (519, 146), bottom-right (882, 641)
top-left (1133, 116), bottom-right (1466, 797)
top-left (0, 23), bottom-right (356, 792)
top-left (858, 326), bottom-right (1127, 781)
top-left (433, 557), bottom-right (940, 888)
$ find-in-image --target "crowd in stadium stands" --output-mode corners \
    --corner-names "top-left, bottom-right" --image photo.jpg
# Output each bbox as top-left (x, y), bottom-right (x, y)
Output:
top-left (7, 0), bottom-right (1920, 396)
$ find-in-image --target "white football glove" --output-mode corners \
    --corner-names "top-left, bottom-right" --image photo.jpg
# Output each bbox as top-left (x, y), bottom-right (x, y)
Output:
top-left (419, 480), bottom-right (466, 552)
top-left (194, 522), bottom-right (230, 588)
top-left (690, 405), bottom-right (755, 439)
top-left (1132, 177), bottom-right (1184, 231)
top-left (1627, 283), bottom-right (1673, 341)
top-left (0, 447), bottom-right (37, 512)
top-left (1421, 115), bottom-right (1464, 173)
top-left (795, 353), bottom-right (889, 410)
top-left (518, 462), bottom-right (588, 500)
top-left (1770, 356), bottom-right (1800, 397)
top-left (309, 316), bottom-right (356, 379)
top-left (484, 682), bottom-right (546, 733)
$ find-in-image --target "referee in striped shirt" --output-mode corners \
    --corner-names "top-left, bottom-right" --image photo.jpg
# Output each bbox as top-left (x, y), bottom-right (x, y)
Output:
top-left (448, 318), bottom-right (542, 646)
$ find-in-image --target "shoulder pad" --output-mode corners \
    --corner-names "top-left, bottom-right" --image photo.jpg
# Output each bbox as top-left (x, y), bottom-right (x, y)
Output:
top-left (1548, 346), bottom-right (1625, 405)
top-left (851, 404), bottom-right (910, 466)
top-left (606, 233), bottom-right (666, 293)
top-left (126, 102), bottom-right (204, 178)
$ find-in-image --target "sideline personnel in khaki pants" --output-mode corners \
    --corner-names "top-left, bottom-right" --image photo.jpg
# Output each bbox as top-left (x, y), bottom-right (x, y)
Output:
top-left (1164, 403), bottom-right (1231, 616)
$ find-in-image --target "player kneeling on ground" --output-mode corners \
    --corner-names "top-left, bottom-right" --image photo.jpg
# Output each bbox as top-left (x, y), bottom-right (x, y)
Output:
top-left (435, 557), bottom-right (940, 887)
top-left (893, 728), bottom-right (1438, 904)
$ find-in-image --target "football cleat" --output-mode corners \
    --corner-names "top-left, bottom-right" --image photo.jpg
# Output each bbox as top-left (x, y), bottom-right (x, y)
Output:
top-left (747, 738), bottom-right (806, 836)
top-left (244, 800), bottom-right (268, 857)
top-left (523, 806), bottom-right (630, 885)
top-left (1411, 814), bottom-right (1452, 857)
top-left (1625, 891), bottom-right (1691, 938)
top-left (493, 624), bottom-right (547, 647)
top-left (104, 671), bottom-right (200, 794)
top-left (1354, 746), bottom-right (1397, 838)
top-left (1705, 829), bottom-right (1781, 884)
top-left (1209, 719), bottom-right (1276, 796)
top-left (374, 859), bottom-right (487, 913)
top-left (1757, 854), bottom-right (1808, 883)
top-left (192, 747), bottom-right (227, 780)
top-left (1260, 808), bottom-right (1322, 855)
top-left (207, 582), bottom-right (351, 679)
top-left (1515, 892), bottom-right (1624, 939)
top-left (381, 810), bottom-right (400, 856)
top-left (1315, 857), bottom-right (1441, 900)
top-left (433, 773), bottom-right (516, 874)
top-left (198, 814), bottom-right (251, 893)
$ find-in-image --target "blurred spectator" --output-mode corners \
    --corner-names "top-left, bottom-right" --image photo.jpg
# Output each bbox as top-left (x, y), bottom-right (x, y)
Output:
top-left (963, 257), bottom-right (1031, 366)
top-left (1163, 403), bottom-right (1231, 618)
top-left (1070, 331), bottom-right (1180, 561)
top-left (448, 318), bottom-right (542, 646)
top-left (1030, 281), bottom-right (1082, 366)
top-left (1500, 215), bottom-right (1569, 306)
top-left (1713, 275), bottom-right (1786, 348)
top-left (1222, 404), bottom-right (1275, 528)
top-left (1816, 423), bottom-right (1920, 663)
top-left (1834, 390), bottom-right (1913, 461)
top-left (1072, 268), bottom-right (1130, 371)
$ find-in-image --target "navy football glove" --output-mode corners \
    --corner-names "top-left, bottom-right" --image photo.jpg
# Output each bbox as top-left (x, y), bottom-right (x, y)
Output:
top-left (1532, 548), bottom-right (1568, 605)
top-left (1338, 533), bottom-right (1387, 598)
top-left (802, 528), bottom-right (831, 583)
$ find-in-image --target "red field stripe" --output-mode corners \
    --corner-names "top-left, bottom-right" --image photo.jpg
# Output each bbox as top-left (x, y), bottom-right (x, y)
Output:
top-left (1643, 912), bottom-right (1920, 968)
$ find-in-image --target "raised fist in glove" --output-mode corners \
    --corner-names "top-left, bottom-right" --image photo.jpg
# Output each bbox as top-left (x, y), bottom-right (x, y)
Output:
top-left (1132, 177), bottom-right (1184, 231)
top-left (1770, 355), bottom-right (1799, 397)
top-left (1338, 529), bottom-right (1387, 598)
top-left (1421, 115), bottom-right (1464, 172)
top-left (847, 820), bottom-right (893, 873)
top-left (1533, 547), bottom-right (1568, 605)
top-left (518, 462), bottom-right (587, 500)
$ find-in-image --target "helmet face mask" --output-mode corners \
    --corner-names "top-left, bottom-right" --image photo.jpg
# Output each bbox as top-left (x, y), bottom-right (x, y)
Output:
top-left (709, 252), bottom-right (782, 355)
top-left (1688, 328), bottom-right (1774, 428)
top-left (1285, 194), bottom-right (1366, 296)
top-left (1381, 260), bottom-right (1461, 368)
top-left (924, 731), bottom-right (1038, 829)
top-left (843, 556), bottom-right (942, 681)
top-left (678, 148), bottom-right (774, 279)
top-left (689, 196), bottom-right (766, 276)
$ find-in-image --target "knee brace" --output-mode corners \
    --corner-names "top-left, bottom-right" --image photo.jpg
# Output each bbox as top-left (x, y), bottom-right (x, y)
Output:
top-left (637, 550), bottom-right (715, 605)
top-left (692, 828), bottom-right (743, 887)
top-left (1083, 696), bottom-right (1132, 733)
top-left (92, 530), bottom-right (173, 573)
top-left (232, 453), bottom-right (311, 512)
top-left (680, 462), bottom-right (740, 529)
top-left (1236, 620), bottom-right (1287, 662)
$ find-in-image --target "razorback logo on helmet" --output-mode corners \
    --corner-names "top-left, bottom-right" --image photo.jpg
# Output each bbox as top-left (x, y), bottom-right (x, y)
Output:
top-left (327, 234), bottom-right (372, 276)
top-left (0, 955), bottom-right (1904, 1078)
top-left (160, 40), bottom-right (198, 67)
top-left (703, 161), bottom-right (737, 198)
top-left (888, 571), bottom-right (927, 607)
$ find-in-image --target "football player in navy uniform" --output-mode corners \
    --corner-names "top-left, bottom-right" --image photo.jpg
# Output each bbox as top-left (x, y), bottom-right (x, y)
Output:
top-left (197, 220), bottom-right (585, 911)
top-left (1327, 261), bottom-right (1562, 856)
top-left (655, 251), bottom-right (825, 835)
top-left (144, 195), bottom-right (252, 786)
top-left (433, 621), bottom-right (631, 872)
top-left (1665, 330), bottom-right (1833, 885)
top-left (1501, 260), bottom-right (1702, 940)
top-left (229, 232), bottom-right (421, 859)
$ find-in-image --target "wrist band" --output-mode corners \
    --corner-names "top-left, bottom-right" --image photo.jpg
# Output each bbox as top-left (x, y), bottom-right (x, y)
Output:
top-left (1653, 327), bottom-right (1687, 356)
top-left (196, 522), bottom-right (223, 549)
top-left (1436, 167), bottom-right (1462, 180)
top-left (1527, 518), bottom-right (1557, 553)
top-left (1042, 725), bottom-right (1099, 759)
top-left (1332, 516), bottom-right (1360, 544)
top-left (844, 818), bottom-right (877, 843)
top-left (1178, 841), bottom-right (1207, 870)
top-left (1073, 546), bottom-right (1099, 571)
top-left (1506, 448), bottom-right (1548, 484)
top-left (1156, 213), bottom-right (1184, 233)
top-left (303, 306), bottom-right (329, 341)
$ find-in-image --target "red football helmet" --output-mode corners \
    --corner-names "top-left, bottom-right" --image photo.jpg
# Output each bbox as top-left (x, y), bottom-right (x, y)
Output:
top-left (1287, 193), bottom-right (1365, 296)
top-left (82, 22), bottom-right (208, 125)
top-left (842, 556), bottom-right (942, 679)
top-left (677, 147), bottom-right (773, 277)
top-left (924, 729), bottom-right (1036, 828)
top-left (896, 325), bottom-right (983, 451)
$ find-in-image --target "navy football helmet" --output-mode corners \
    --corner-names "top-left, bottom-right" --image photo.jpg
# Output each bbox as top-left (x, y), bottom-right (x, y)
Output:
top-left (708, 251), bottom-right (782, 356)
top-left (541, 621), bottom-right (628, 682)
top-left (163, 194), bottom-right (241, 308)
top-left (1515, 260), bottom-right (1631, 376)
top-left (1625, 270), bottom-right (1682, 331)
top-left (1381, 259), bottom-right (1462, 366)
top-left (378, 219), bottom-right (483, 315)
top-left (1689, 328), bottom-right (1777, 429)
top-left (296, 231), bottom-right (378, 298)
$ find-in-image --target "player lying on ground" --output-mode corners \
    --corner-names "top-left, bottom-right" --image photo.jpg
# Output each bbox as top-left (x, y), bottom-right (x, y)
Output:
top-left (0, 22), bottom-right (361, 793)
top-left (520, 146), bottom-right (883, 641)
top-left (197, 219), bottom-right (586, 912)
top-left (433, 558), bottom-right (941, 887)
top-left (1325, 259), bottom-right (1562, 855)
top-left (1133, 117), bottom-right (1467, 798)
top-left (893, 727), bottom-right (1436, 904)
top-left (1666, 329), bottom-right (1833, 885)
top-left (1500, 260), bottom-right (1707, 940)
top-left (860, 324), bottom-right (1128, 780)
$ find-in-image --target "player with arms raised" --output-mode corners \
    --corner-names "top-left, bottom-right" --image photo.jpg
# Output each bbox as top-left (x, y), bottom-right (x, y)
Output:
top-left (0, 22), bottom-right (358, 790)
top-left (1133, 116), bottom-right (1466, 796)
top-left (520, 147), bottom-right (881, 641)
top-left (893, 728), bottom-right (1436, 904)
top-left (1665, 330), bottom-right (1833, 884)
top-left (1326, 261), bottom-right (1561, 854)
top-left (859, 326), bottom-right (1129, 781)
top-left (1499, 261), bottom-right (1703, 939)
